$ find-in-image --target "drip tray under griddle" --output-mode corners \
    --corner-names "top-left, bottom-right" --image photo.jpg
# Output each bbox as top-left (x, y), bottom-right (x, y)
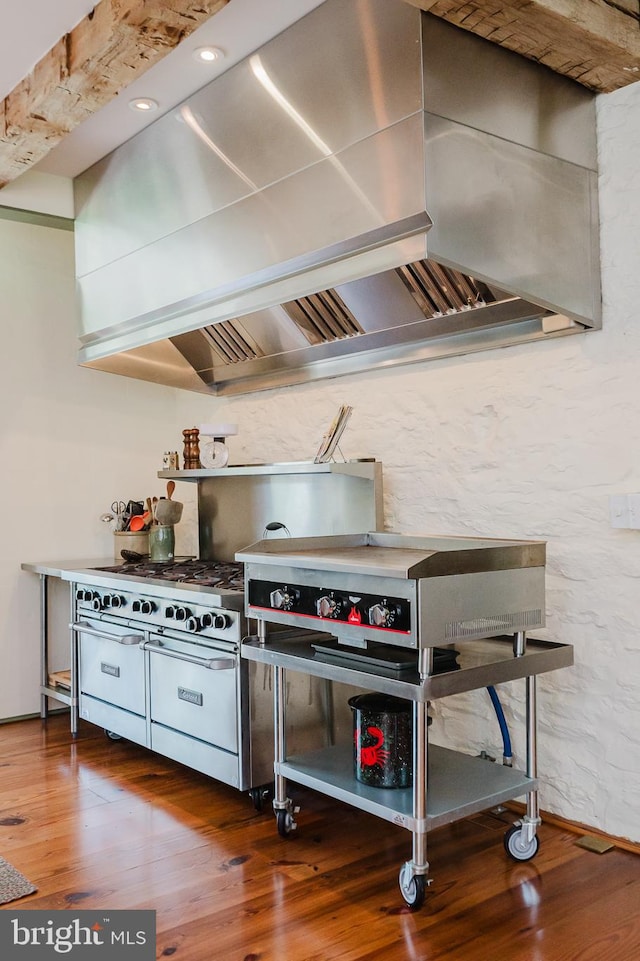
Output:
top-left (312, 640), bottom-right (459, 674)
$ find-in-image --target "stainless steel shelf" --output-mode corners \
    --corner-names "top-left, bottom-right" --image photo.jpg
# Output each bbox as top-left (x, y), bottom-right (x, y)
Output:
top-left (242, 634), bottom-right (573, 701)
top-left (279, 743), bottom-right (536, 831)
top-left (158, 460), bottom-right (380, 481)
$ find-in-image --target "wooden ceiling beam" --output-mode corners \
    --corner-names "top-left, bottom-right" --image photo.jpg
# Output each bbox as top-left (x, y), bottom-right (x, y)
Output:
top-left (0, 0), bottom-right (229, 188)
top-left (406, 0), bottom-right (640, 93)
top-left (1, 0), bottom-right (638, 189)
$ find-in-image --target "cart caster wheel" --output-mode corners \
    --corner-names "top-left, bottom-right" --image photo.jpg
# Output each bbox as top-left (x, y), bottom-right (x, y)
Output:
top-left (249, 786), bottom-right (271, 812)
top-left (104, 729), bottom-right (123, 742)
top-left (276, 810), bottom-right (296, 838)
top-left (504, 823), bottom-right (539, 861)
top-left (398, 865), bottom-right (426, 910)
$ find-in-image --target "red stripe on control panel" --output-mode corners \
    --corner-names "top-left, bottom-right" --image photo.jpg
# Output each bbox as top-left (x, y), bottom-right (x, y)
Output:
top-left (248, 606), bottom-right (411, 634)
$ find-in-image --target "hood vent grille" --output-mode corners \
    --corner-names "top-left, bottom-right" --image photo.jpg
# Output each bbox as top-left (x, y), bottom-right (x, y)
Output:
top-left (282, 291), bottom-right (364, 345)
top-left (201, 321), bottom-right (264, 364)
top-left (199, 288), bottom-right (365, 366)
top-left (188, 256), bottom-right (523, 373)
top-left (396, 261), bottom-right (495, 317)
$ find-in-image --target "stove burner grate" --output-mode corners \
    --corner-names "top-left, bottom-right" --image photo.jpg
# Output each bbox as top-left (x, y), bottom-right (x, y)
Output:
top-left (95, 559), bottom-right (245, 592)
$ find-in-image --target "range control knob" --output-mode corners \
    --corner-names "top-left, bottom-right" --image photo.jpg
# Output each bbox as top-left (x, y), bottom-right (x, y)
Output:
top-left (185, 616), bottom-right (202, 633)
top-left (106, 594), bottom-right (126, 609)
top-left (269, 587), bottom-right (298, 611)
top-left (164, 605), bottom-right (191, 620)
top-left (368, 602), bottom-right (395, 628)
top-left (316, 595), bottom-right (340, 618)
top-left (76, 588), bottom-right (98, 602)
top-left (213, 613), bottom-right (231, 630)
top-left (132, 599), bottom-right (156, 615)
top-left (91, 596), bottom-right (104, 611)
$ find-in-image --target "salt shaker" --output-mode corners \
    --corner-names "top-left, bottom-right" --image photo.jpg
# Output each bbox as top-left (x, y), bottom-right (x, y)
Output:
top-left (163, 451), bottom-right (180, 470)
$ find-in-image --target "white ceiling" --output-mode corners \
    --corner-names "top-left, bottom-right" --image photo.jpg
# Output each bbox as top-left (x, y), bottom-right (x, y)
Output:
top-left (3, 0), bottom-right (326, 179)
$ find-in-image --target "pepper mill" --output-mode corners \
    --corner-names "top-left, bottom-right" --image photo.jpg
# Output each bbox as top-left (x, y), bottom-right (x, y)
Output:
top-left (182, 428), bottom-right (201, 470)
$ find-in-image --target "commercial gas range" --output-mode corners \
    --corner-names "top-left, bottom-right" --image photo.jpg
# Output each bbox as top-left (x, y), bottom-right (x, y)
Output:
top-left (23, 461), bottom-right (384, 804)
top-left (52, 557), bottom-right (348, 800)
top-left (78, 558), bottom-right (246, 640)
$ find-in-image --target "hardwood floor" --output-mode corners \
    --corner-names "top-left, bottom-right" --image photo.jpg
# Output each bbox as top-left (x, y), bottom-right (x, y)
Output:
top-left (0, 714), bottom-right (638, 960)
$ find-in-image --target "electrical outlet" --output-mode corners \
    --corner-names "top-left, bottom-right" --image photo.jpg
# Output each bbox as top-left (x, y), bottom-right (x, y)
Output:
top-left (609, 494), bottom-right (640, 529)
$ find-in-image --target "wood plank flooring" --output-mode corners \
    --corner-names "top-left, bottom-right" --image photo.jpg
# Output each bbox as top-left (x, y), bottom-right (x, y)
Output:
top-left (0, 714), bottom-right (638, 960)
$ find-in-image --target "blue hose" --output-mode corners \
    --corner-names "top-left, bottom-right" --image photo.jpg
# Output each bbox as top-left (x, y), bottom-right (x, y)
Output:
top-left (487, 685), bottom-right (512, 765)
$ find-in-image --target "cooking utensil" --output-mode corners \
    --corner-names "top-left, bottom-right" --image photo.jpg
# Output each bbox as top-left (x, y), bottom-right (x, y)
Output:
top-left (129, 511), bottom-right (151, 532)
top-left (152, 496), bottom-right (158, 523)
top-left (111, 500), bottom-right (127, 531)
top-left (121, 549), bottom-right (146, 562)
top-left (155, 500), bottom-right (183, 525)
top-left (166, 480), bottom-right (175, 500)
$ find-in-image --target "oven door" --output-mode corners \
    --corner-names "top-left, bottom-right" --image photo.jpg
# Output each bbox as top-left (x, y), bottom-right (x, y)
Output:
top-left (146, 635), bottom-right (241, 788)
top-left (74, 617), bottom-right (147, 746)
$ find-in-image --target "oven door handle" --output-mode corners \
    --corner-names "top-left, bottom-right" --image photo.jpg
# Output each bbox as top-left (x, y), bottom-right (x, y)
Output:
top-left (70, 622), bottom-right (144, 646)
top-left (143, 639), bottom-right (235, 670)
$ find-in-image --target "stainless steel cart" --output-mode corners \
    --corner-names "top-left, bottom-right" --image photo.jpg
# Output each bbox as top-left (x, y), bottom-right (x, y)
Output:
top-left (237, 532), bottom-right (574, 909)
top-left (242, 632), bottom-right (572, 908)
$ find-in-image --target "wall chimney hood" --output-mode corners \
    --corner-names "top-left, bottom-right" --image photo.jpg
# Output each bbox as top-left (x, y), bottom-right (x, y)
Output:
top-left (74, 0), bottom-right (601, 396)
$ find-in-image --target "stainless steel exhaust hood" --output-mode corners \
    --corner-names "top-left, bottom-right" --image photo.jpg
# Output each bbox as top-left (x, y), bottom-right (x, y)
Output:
top-left (74, 0), bottom-right (600, 396)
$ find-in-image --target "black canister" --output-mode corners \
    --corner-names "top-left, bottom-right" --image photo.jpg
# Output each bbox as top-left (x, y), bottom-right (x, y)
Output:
top-left (349, 693), bottom-right (413, 789)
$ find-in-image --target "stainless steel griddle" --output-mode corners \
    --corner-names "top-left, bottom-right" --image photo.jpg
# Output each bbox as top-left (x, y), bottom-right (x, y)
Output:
top-left (238, 531), bottom-right (546, 676)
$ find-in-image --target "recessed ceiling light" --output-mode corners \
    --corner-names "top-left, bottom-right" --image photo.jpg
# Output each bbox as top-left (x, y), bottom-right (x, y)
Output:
top-left (129, 97), bottom-right (159, 113)
top-left (193, 46), bottom-right (224, 64)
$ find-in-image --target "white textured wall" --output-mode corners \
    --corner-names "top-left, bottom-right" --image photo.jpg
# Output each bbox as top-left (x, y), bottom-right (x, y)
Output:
top-left (174, 80), bottom-right (640, 843)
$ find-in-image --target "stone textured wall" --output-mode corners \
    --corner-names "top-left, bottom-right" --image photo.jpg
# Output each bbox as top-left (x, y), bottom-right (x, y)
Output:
top-left (179, 79), bottom-right (640, 842)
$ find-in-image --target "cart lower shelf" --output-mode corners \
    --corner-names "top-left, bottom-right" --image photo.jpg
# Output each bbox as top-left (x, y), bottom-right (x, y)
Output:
top-left (277, 743), bottom-right (536, 832)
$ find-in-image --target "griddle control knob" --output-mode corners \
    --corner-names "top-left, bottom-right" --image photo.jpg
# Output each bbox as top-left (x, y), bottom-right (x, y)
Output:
top-left (213, 613), bottom-right (231, 630)
top-left (132, 599), bottom-right (156, 615)
top-left (368, 602), bottom-right (395, 628)
top-left (316, 595), bottom-right (340, 618)
top-left (270, 587), bottom-right (298, 611)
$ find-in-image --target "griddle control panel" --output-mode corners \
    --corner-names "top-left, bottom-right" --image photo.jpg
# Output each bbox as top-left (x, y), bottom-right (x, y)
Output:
top-left (249, 579), bottom-right (411, 635)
